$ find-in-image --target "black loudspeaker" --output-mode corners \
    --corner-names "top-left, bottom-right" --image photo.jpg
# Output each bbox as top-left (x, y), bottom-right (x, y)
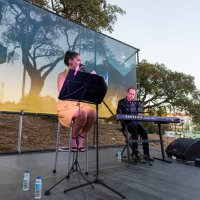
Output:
top-left (165, 138), bottom-right (200, 161)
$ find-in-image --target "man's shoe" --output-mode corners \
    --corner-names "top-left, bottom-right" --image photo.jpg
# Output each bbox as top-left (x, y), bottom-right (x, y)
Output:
top-left (135, 154), bottom-right (142, 162)
top-left (130, 157), bottom-right (137, 165)
top-left (130, 154), bottom-right (141, 163)
top-left (143, 155), bottom-right (154, 161)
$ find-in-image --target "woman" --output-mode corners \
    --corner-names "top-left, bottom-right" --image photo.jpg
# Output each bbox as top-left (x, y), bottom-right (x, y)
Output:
top-left (57, 50), bottom-right (96, 152)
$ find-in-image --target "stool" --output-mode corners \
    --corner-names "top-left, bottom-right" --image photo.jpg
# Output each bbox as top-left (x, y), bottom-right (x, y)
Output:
top-left (117, 128), bottom-right (132, 158)
top-left (53, 120), bottom-right (89, 174)
top-left (119, 128), bottom-right (159, 165)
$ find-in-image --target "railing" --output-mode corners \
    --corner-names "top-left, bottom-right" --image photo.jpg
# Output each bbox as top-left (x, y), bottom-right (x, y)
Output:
top-left (0, 110), bottom-right (125, 154)
top-left (0, 110), bottom-right (58, 153)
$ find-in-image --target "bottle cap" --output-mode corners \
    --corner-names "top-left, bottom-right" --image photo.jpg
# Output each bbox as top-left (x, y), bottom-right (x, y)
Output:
top-left (36, 176), bottom-right (41, 179)
top-left (24, 169), bottom-right (29, 173)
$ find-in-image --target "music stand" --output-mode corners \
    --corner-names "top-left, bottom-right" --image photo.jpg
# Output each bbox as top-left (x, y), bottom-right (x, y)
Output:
top-left (132, 100), bottom-right (143, 115)
top-left (45, 69), bottom-right (125, 199)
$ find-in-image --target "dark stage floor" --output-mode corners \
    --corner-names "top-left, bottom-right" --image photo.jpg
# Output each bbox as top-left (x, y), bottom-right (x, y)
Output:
top-left (0, 147), bottom-right (199, 200)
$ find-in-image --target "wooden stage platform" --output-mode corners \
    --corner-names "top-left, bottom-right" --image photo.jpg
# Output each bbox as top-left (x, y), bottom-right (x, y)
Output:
top-left (0, 147), bottom-right (199, 200)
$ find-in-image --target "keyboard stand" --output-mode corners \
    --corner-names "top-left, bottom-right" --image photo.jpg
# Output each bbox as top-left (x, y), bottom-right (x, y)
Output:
top-left (123, 123), bottom-right (154, 165)
top-left (153, 122), bottom-right (172, 163)
top-left (117, 114), bottom-right (181, 164)
top-left (124, 123), bottom-right (132, 164)
top-left (123, 122), bottom-right (172, 164)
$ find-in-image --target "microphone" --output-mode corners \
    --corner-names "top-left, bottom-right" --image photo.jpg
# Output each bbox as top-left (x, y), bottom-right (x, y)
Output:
top-left (74, 64), bottom-right (87, 76)
top-left (79, 64), bottom-right (87, 72)
top-left (74, 64), bottom-right (80, 76)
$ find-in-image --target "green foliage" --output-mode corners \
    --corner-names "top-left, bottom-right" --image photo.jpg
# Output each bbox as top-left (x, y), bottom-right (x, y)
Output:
top-left (31, 0), bottom-right (125, 33)
top-left (138, 60), bottom-right (200, 125)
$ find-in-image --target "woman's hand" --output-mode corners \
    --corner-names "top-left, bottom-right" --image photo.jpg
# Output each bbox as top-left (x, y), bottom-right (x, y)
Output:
top-left (91, 70), bottom-right (96, 74)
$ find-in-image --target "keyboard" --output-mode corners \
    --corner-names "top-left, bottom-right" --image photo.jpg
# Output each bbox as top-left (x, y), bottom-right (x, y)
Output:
top-left (116, 114), bottom-right (181, 124)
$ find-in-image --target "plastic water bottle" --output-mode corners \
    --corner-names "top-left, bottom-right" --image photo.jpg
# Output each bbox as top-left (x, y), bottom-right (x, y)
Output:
top-left (35, 176), bottom-right (42, 199)
top-left (23, 169), bottom-right (30, 191)
top-left (117, 150), bottom-right (122, 161)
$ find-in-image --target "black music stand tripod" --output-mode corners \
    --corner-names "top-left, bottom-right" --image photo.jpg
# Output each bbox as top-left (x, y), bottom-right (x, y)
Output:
top-left (45, 71), bottom-right (96, 196)
top-left (45, 69), bottom-right (125, 199)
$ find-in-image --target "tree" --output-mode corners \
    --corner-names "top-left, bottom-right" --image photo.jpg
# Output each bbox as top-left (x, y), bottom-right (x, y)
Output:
top-left (30, 0), bottom-right (125, 33)
top-left (138, 60), bottom-right (200, 125)
top-left (1, 0), bottom-right (122, 102)
top-left (1, 1), bottom-right (64, 98)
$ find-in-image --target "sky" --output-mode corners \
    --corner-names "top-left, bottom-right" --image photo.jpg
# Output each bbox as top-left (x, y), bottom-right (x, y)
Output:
top-left (105, 0), bottom-right (200, 89)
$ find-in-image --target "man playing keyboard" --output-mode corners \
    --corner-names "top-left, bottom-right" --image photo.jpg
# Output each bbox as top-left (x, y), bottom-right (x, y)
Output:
top-left (117, 87), bottom-right (153, 162)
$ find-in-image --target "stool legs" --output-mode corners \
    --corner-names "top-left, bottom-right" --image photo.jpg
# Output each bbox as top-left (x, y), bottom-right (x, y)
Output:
top-left (68, 122), bottom-right (74, 173)
top-left (53, 120), bottom-right (89, 174)
top-left (85, 134), bottom-right (89, 174)
top-left (53, 121), bottom-right (61, 173)
top-left (68, 122), bottom-right (89, 175)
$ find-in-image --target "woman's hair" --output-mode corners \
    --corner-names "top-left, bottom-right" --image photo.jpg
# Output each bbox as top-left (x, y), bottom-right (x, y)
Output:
top-left (64, 50), bottom-right (79, 66)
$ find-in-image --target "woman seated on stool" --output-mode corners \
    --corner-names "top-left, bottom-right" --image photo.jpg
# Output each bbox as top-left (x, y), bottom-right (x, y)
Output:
top-left (57, 50), bottom-right (96, 152)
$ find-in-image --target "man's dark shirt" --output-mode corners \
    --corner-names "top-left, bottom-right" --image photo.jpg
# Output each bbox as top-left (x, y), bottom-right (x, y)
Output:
top-left (117, 98), bottom-right (143, 115)
top-left (116, 98), bottom-right (149, 156)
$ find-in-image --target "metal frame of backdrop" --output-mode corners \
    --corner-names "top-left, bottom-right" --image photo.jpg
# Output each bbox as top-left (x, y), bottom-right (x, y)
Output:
top-left (0, 0), bottom-right (139, 153)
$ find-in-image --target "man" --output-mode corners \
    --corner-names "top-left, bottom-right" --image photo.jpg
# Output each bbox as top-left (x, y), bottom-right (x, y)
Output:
top-left (117, 86), bottom-right (153, 161)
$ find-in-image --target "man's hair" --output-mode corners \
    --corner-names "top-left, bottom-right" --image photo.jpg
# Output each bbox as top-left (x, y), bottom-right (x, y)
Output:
top-left (127, 86), bottom-right (136, 92)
